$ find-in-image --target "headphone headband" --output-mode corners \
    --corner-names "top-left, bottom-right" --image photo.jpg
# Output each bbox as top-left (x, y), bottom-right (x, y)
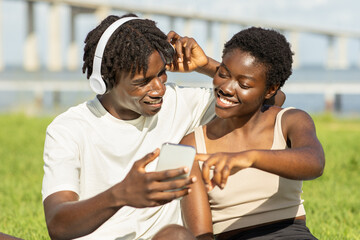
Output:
top-left (89, 17), bottom-right (139, 95)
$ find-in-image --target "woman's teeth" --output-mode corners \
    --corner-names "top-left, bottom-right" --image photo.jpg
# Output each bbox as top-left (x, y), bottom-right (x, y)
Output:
top-left (219, 96), bottom-right (236, 105)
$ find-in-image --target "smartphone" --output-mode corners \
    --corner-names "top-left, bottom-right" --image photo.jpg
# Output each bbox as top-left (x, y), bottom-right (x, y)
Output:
top-left (155, 142), bottom-right (196, 181)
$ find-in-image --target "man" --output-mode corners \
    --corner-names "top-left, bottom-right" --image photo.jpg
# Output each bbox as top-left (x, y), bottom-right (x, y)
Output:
top-left (42, 14), bottom-right (217, 240)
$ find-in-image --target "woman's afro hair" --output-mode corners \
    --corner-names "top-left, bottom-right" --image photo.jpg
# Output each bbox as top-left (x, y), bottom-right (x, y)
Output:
top-left (223, 27), bottom-right (293, 89)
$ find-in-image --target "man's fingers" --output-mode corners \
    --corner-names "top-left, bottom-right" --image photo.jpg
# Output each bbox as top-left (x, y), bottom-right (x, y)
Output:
top-left (142, 177), bottom-right (196, 206)
top-left (184, 40), bottom-right (195, 63)
top-left (167, 31), bottom-right (180, 44)
top-left (150, 167), bottom-right (189, 181)
top-left (136, 149), bottom-right (160, 168)
top-left (150, 187), bottom-right (192, 203)
top-left (174, 39), bottom-right (185, 63)
top-left (149, 176), bottom-right (196, 192)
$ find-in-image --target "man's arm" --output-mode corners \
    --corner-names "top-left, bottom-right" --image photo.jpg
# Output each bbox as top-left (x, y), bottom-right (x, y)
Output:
top-left (0, 233), bottom-right (23, 240)
top-left (167, 31), bottom-right (220, 78)
top-left (44, 190), bottom-right (117, 240)
top-left (44, 150), bottom-right (196, 240)
top-left (263, 90), bottom-right (286, 107)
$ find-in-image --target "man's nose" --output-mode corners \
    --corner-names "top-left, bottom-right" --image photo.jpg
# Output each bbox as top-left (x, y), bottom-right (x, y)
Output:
top-left (148, 77), bottom-right (166, 97)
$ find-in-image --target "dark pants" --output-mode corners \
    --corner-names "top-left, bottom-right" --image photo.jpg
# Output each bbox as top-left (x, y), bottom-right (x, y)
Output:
top-left (215, 220), bottom-right (318, 240)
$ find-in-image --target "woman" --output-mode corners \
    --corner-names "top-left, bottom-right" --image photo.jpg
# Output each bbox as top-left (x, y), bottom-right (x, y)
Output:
top-left (180, 27), bottom-right (325, 240)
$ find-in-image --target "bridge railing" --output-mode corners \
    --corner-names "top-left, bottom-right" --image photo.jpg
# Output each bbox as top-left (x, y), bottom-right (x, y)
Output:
top-left (1, 0), bottom-right (360, 115)
top-left (2, 0), bottom-right (360, 72)
top-left (1, 78), bottom-right (359, 114)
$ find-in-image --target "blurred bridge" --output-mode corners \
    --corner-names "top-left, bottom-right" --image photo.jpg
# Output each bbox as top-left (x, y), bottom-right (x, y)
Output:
top-left (1, 0), bottom-right (360, 72)
top-left (0, 0), bottom-right (360, 114)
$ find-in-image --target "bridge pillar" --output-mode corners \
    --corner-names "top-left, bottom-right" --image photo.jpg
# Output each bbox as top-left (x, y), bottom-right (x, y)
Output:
top-left (48, 2), bottom-right (62, 71)
top-left (205, 20), bottom-right (214, 59)
top-left (219, 23), bottom-right (229, 57)
top-left (326, 35), bottom-right (349, 69)
top-left (169, 16), bottom-right (175, 31)
top-left (24, 0), bottom-right (40, 71)
top-left (0, 0), bottom-right (3, 71)
top-left (67, 6), bottom-right (78, 71)
top-left (324, 90), bottom-right (342, 113)
top-left (95, 6), bottom-right (110, 22)
top-left (326, 35), bottom-right (336, 69)
top-left (338, 36), bottom-right (348, 69)
top-left (184, 18), bottom-right (192, 37)
top-left (359, 39), bottom-right (360, 68)
top-left (289, 31), bottom-right (300, 69)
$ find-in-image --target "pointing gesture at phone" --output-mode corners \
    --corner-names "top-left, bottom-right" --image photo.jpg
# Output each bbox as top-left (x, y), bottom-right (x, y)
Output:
top-left (196, 152), bottom-right (253, 192)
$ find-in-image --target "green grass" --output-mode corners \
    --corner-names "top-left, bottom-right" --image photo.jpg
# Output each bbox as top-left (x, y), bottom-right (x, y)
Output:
top-left (0, 114), bottom-right (359, 239)
top-left (303, 115), bottom-right (360, 240)
top-left (0, 114), bottom-right (53, 239)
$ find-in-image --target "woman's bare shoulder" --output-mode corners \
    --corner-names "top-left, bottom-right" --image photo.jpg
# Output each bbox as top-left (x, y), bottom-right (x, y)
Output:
top-left (180, 130), bottom-right (196, 147)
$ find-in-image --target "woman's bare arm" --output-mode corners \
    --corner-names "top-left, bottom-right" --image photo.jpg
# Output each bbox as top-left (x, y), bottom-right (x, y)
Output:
top-left (198, 109), bottom-right (325, 190)
top-left (180, 133), bottom-right (214, 240)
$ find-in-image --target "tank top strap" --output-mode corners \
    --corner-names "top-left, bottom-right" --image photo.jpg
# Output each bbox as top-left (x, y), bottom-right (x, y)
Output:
top-left (272, 107), bottom-right (295, 150)
top-left (194, 126), bottom-right (207, 154)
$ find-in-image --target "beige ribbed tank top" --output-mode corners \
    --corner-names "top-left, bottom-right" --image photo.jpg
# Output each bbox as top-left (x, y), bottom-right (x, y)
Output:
top-left (194, 107), bottom-right (306, 234)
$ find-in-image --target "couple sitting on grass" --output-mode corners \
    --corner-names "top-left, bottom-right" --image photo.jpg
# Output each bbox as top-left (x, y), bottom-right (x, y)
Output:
top-left (41, 13), bottom-right (325, 240)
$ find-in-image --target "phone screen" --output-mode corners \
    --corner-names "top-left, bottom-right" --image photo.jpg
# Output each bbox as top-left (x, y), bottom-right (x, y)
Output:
top-left (155, 143), bottom-right (196, 180)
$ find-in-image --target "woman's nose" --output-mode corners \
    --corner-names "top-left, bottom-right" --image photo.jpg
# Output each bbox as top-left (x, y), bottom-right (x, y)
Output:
top-left (219, 79), bottom-right (237, 96)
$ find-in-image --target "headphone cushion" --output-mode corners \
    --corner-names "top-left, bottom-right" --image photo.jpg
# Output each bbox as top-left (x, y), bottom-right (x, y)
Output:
top-left (89, 75), bottom-right (107, 95)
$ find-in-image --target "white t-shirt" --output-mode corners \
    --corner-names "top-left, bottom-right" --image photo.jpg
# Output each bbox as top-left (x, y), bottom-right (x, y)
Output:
top-left (42, 83), bottom-right (214, 240)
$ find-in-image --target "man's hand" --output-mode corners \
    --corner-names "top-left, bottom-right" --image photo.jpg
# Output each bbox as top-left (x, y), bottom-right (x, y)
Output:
top-left (112, 149), bottom-right (197, 208)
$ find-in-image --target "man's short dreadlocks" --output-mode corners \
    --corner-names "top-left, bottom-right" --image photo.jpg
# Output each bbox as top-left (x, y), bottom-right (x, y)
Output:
top-left (82, 13), bottom-right (173, 91)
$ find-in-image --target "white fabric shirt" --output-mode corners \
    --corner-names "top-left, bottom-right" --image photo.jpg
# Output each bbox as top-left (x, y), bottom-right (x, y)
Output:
top-left (42, 83), bottom-right (214, 240)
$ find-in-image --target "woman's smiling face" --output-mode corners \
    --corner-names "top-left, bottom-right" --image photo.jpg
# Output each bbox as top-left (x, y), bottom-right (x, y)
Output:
top-left (213, 48), bottom-right (269, 119)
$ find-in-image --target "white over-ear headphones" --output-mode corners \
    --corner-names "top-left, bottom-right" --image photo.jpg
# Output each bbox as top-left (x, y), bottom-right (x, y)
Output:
top-left (89, 17), bottom-right (138, 95)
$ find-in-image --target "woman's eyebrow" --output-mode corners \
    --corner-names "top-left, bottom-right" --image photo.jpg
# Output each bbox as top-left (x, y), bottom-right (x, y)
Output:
top-left (220, 63), bottom-right (231, 74)
top-left (220, 62), bottom-right (256, 81)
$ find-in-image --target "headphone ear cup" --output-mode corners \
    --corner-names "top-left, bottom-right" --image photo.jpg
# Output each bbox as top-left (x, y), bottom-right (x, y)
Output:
top-left (88, 17), bottom-right (138, 95)
top-left (89, 75), bottom-right (107, 95)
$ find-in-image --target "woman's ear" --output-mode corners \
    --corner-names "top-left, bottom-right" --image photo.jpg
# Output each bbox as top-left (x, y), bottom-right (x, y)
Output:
top-left (263, 85), bottom-right (286, 107)
top-left (264, 84), bottom-right (280, 100)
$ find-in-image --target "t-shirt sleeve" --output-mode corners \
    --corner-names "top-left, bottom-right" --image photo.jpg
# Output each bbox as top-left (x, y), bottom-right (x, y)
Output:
top-left (176, 85), bottom-right (215, 134)
top-left (41, 123), bottom-right (81, 201)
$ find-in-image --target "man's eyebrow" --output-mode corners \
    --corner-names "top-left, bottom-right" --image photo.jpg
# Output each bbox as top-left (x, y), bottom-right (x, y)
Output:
top-left (132, 76), bottom-right (150, 84)
top-left (131, 67), bottom-right (167, 84)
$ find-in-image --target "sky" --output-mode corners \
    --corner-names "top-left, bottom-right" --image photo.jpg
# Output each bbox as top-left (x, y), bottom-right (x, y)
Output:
top-left (1, 0), bottom-right (360, 68)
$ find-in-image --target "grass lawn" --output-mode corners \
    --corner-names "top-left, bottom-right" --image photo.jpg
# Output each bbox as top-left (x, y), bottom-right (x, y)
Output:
top-left (303, 115), bottom-right (360, 240)
top-left (0, 113), bottom-right (359, 239)
top-left (0, 114), bottom-right (52, 239)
